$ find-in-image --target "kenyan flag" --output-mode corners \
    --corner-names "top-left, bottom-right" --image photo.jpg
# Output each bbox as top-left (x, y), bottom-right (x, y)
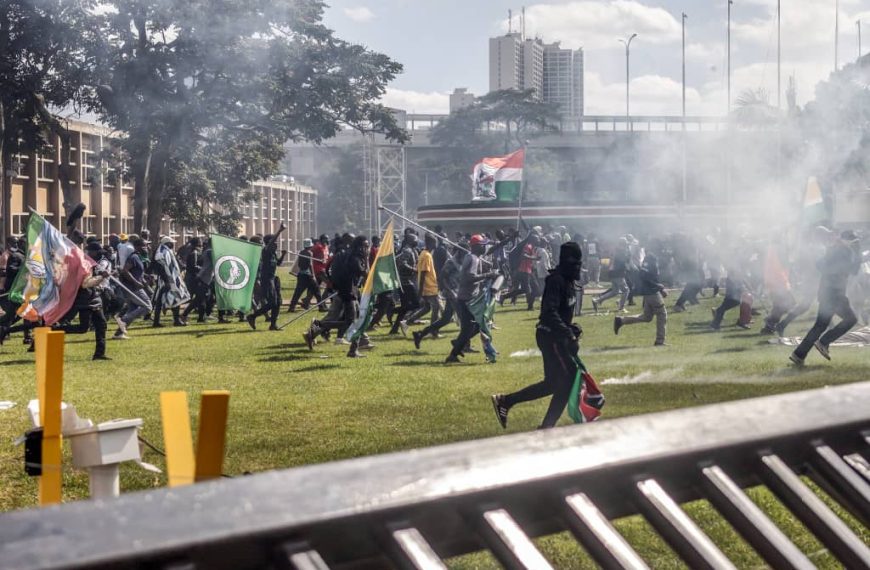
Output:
top-left (345, 220), bottom-right (400, 342)
top-left (801, 177), bottom-right (828, 227)
top-left (471, 149), bottom-right (524, 202)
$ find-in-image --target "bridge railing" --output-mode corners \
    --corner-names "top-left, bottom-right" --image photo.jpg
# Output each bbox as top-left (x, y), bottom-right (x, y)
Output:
top-left (1, 382), bottom-right (868, 569)
top-left (403, 113), bottom-right (732, 133)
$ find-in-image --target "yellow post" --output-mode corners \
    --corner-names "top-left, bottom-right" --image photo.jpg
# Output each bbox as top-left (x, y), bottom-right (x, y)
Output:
top-left (195, 391), bottom-right (230, 482)
top-left (35, 328), bottom-right (65, 506)
top-left (159, 391), bottom-right (195, 487)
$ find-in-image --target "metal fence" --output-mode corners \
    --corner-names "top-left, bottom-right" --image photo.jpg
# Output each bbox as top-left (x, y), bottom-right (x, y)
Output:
top-left (1, 382), bottom-right (868, 570)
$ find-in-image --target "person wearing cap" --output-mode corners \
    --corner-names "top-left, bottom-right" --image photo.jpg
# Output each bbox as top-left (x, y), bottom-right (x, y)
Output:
top-left (445, 234), bottom-right (499, 363)
top-left (113, 236), bottom-right (151, 339)
top-left (151, 236), bottom-right (188, 327)
top-left (613, 253), bottom-right (668, 346)
top-left (389, 233), bottom-right (421, 336)
top-left (790, 228), bottom-right (861, 366)
top-left (491, 242), bottom-right (586, 429)
top-left (53, 242), bottom-right (111, 360)
top-left (289, 238), bottom-right (322, 312)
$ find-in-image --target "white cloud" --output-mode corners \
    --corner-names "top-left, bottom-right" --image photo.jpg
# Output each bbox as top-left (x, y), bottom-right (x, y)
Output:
top-left (381, 88), bottom-right (449, 113)
top-left (343, 6), bottom-right (374, 23)
top-left (585, 72), bottom-right (702, 115)
top-left (508, 1), bottom-right (682, 50)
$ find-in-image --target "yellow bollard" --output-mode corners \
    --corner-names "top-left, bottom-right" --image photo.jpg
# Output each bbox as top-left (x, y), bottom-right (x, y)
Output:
top-left (195, 391), bottom-right (230, 482)
top-left (35, 328), bottom-right (65, 506)
top-left (159, 392), bottom-right (195, 487)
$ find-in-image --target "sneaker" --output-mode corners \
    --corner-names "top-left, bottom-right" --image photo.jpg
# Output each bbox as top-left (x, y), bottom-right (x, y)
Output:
top-left (302, 330), bottom-right (315, 351)
top-left (399, 321), bottom-right (409, 337)
top-left (112, 331), bottom-right (130, 340)
top-left (334, 337), bottom-right (350, 345)
top-left (152, 322), bottom-right (165, 328)
top-left (789, 352), bottom-right (805, 367)
top-left (814, 341), bottom-right (831, 361)
top-left (346, 350), bottom-right (367, 358)
top-left (174, 319), bottom-right (188, 327)
top-left (653, 341), bottom-right (668, 347)
top-left (444, 354), bottom-right (461, 363)
top-left (246, 315), bottom-right (257, 330)
top-left (412, 331), bottom-right (423, 350)
top-left (114, 315), bottom-right (127, 335)
top-left (613, 317), bottom-right (623, 335)
top-left (736, 323), bottom-right (752, 330)
top-left (92, 354), bottom-right (112, 361)
top-left (268, 325), bottom-right (280, 331)
top-left (672, 304), bottom-right (685, 313)
top-left (491, 394), bottom-right (509, 429)
top-left (760, 325), bottom-right (774, 335)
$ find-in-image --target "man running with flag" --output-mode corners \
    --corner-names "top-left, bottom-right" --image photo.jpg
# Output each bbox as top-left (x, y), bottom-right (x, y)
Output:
top-left (491, 242), bottom-right (604, 429)
top-left (340, 222), bottom-right (400, 358)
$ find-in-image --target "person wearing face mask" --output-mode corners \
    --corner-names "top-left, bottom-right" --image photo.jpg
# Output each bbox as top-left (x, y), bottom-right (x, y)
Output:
top-left (490, 242), bottom-right (585, 429)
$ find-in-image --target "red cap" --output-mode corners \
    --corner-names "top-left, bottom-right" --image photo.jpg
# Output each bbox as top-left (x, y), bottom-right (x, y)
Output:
top-left (469, 234), bottom-right (488, 246)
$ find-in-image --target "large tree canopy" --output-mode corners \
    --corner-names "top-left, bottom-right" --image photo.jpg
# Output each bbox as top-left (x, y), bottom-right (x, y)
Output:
top-left (87, 0), bottom-right (407, 240)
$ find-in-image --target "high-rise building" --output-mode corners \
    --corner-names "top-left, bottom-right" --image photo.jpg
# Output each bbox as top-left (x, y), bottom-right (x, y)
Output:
top-left (449, 88), bottom-right (476, 113)
top-left (489, 33), bottom-right (544, 99)
top-left (542, 42), bottom-right (584, 118)
top-left (488, 34), bottom-right (584, 116)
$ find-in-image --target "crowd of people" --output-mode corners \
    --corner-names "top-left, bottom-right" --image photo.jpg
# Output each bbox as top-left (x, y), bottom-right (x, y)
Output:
top-left (1, 219), bottom-right (868, 427)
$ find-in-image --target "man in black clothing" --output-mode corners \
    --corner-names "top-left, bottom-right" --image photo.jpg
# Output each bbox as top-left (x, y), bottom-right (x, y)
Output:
top-left (445, 235), bottom-right (499, 363)
top-left (389, 234), bottom-right (420, 336)
top-left (0, 238), bottom-right (25, 331)
top-left (247, 225), bottom-right (287, 330)
top-left (289, 238), bottom-right (322, 312)
top-left (304, 235), bottom-right (370, 357)
top-left (790, 228), bottom-right (860, 366)
top-left (181, 237), bottom-right (206, 322)
top-left (53, 242), bottom-right (111, 360)
top-left (491, 242), bottom-right (584, 429)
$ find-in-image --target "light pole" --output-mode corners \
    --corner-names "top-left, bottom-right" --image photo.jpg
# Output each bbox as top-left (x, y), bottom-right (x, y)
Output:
top-left (834, 0), bottom-right (839, 71)
top-left (727, 0), bottom-right (733, 113)
top-left (859, 20), bottom-right (863, 59)
top-left (777, 0), bottom-right (781, 109)
top-left (682, 13), bottom-right (687, 120)
top-left (618, 33), bottom-right (637, 129)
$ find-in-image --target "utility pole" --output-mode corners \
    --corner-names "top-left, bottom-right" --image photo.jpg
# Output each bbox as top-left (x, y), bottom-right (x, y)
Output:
top-left (776, 0), bottom-right (782, 198)
top-left (835, 0), bottom-right (839, 71)
top-left (682, 13), bottom-right (687, 120)
top-left (859, 20), bottom-right (863, 59)
top-left (727, 0), bottom-right (733, 113)
top-left (618, 33), bottom-right (637, 128)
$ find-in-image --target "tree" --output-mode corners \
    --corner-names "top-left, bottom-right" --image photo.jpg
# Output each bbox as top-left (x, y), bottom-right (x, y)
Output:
top-left (89, 0), bottom-right (407, 242)
top-left (0, 0), bottom-right (98, 236)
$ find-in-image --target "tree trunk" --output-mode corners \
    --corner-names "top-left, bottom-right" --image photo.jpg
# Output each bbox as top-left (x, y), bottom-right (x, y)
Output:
top-left (131, 142), bottom-right (152, 235)
top-left (145, 149), bottom-right (168, 252)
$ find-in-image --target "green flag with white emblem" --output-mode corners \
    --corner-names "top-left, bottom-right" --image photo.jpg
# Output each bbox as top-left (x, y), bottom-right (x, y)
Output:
top-left (210, 234), bottom-right (262, 313)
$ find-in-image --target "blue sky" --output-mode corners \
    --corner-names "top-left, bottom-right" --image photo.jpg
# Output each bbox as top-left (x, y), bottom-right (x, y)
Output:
top-left (324, 0), bottom-right (870, 114)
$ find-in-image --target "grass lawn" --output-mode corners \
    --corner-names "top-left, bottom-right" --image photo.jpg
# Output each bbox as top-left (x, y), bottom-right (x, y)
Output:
top-left (0, 284), bottom-right (867, 568)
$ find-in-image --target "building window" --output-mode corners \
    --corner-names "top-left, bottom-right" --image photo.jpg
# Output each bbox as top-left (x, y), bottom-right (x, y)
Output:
top-left (12, 213), bottom-right (29, 235)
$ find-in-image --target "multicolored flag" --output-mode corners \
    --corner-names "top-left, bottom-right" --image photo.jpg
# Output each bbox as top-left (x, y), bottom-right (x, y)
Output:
top-left (345, 221), bottom-right (400, 342)
top-left (210, 234), bottom-right (262, 313)
top-left (154, 242), bottom-right (190, 309)
top-left (472, 149), bottom-right (525, 202)
top-left (467, 275), bottom-right (503, 362)
top-left (8, 212), bottom-right (95, 325)
top-left (801, 176), bottom-right (828, 226)
top-left (567, 358), bottom-right (605, 424)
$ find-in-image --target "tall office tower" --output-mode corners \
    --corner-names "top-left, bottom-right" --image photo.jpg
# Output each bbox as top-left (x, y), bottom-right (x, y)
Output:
top-left (542, 42), bottom-right (585, 118)
top-left (489, 33), bottom-right (544, 99)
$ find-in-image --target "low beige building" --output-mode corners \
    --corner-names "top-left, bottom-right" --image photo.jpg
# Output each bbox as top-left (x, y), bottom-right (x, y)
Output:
top-left (1, 119), bottom-right (317, 254)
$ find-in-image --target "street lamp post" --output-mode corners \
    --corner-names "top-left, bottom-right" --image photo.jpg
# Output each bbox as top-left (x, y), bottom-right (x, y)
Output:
top-left (727, 0), bottom-right (733, 113)
top-left (859, 20), bottom-right (863, 59)
top-left (618, 33), bottom-right (637, 130)
top-left (682, 13), bottom-right (687, 120)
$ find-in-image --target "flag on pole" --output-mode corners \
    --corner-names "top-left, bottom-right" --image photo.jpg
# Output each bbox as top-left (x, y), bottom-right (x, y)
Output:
top-left (472, 149), bottom-right (525, 202)
top-left (8, 212), bottom-right (94, 325)
top-left (345, 221), bottom-right (400, 342)
top-left (801, 176), bottom-right (828, 226)
top-left (567, 358), bottom-right (605, 424)
top-left (210, 234), bottom-right (262, 313)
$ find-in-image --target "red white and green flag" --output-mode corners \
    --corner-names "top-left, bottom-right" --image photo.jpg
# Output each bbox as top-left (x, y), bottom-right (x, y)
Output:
top-left (345, 220), bottom-right (400, 342)
top-left (471, 148), bottom-right (524, 202)
top-left (801, 176), bottom-right (828, 226)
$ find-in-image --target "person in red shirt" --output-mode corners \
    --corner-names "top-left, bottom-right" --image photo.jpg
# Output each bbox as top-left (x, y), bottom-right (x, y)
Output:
top-left (502, 235), bottom-right (539, 310)
top-left (306, 234), bottom-right (330, 312)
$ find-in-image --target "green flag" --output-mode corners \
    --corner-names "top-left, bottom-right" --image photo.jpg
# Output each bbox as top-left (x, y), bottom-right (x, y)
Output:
top-left (210, 234), bottom-right (262, 313)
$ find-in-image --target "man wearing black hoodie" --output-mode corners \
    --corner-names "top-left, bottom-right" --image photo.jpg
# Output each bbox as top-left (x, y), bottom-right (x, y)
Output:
top-left (790, 228), bottom-right (860, 366)
top-left (490, 242), bottom-right (584, 429)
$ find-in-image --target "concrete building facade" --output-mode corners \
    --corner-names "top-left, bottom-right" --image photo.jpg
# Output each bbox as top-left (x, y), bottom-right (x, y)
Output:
top-left (449, 88), bottom-right (476, 113)
top-left (543, 42), bottom-right (584, 118)
top-left (1, 120), bottom-right (317, 255)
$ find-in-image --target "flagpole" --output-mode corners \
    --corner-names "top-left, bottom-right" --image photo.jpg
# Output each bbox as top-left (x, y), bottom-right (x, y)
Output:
top-left (515, 142), bottom-right (529, 233)
top-left (276, 292), bottom-right (338, 331)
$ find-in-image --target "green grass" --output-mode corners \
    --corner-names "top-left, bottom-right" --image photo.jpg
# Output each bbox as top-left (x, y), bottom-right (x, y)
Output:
top-left (0, 287), bottom-right (867, 567)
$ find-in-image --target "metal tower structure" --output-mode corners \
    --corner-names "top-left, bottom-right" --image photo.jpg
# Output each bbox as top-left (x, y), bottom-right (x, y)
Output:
top-left (375, 145), bottom-right (406, 232)
top-left (361, 133), bottom-right (376, 237)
